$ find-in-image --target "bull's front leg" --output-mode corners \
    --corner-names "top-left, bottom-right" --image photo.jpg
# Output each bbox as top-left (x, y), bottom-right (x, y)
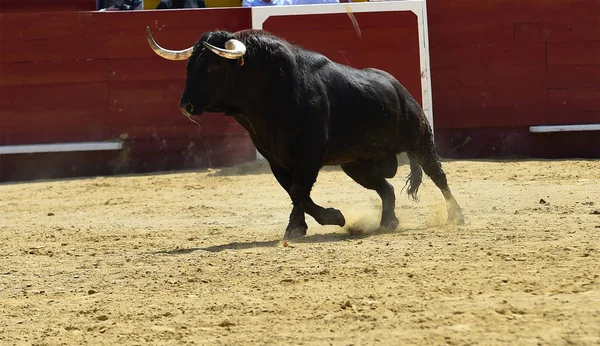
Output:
top-left (270, 163), bottom-right (345, 230)
top-left (281, 110), bottom-right (330, 239)
top-left (285, 184), bottom-right (311, 239)
top-left (283, 142), bottom-right (325, 239)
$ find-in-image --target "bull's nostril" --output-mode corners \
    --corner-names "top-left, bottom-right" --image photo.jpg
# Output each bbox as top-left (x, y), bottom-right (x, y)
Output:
top-left (185, 104), bottom-right (194, 114)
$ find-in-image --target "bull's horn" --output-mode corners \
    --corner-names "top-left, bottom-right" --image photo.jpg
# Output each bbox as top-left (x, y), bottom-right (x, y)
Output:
top-left (146, 26), bottom-right (193, 61)
top-left (203, 39), bottom-right (246, 60)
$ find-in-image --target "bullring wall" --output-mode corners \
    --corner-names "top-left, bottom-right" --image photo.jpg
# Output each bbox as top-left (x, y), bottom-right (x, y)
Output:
top-left (0, 0), bottom-right (598, 182)
top-left (0, 8), bottom-right (257, 181)
top-left (427, 0), bottom-right (600, 158)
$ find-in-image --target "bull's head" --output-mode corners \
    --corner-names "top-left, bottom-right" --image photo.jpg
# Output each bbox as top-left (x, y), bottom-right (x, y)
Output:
top-left (146, 27), bottom-right (246, 117)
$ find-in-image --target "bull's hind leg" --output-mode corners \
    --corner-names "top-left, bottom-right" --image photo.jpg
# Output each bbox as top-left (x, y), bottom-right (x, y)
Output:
top-left (409, 141), bottom-right (464, 225)
top-left (341, 156), bottom-right (399, 230)
top-left (270, 164), bottom-right (345, 231)
top-left (305, 197), bottom-right (346, 227)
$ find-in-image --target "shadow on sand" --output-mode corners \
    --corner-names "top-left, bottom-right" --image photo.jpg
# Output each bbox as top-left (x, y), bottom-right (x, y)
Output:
top-left (153, 225), bottom-right (430, 255)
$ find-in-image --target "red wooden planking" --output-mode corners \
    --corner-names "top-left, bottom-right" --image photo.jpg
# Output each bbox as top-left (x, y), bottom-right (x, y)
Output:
top-left (104, 101), bottom-right (247, 137)
top-left (432, 43), bottom-right (546, 69)
top-left (203, 135), bottom-right (255, 167)
top-left (106, 117), bottom-right (247, 140)
top-left (0, 12), bottom-right (106, 62)
top-left (431, 88), bottom-right (460, 110)
top-left (548, 88), bottom-right (600, 112)
top-left (0, 2), bottom-right (596, 164)
top-left (264, 11), bottom-right (417, 32)
top-left (0, 108), bottom-right (107, 145)
top-left (430, 46), bottom-right (485, 69)
top-left (428, 0), bottom-right (571, 26)
top-left (0, 59), bottom-right (109, 86)
top-left (0, 34), bottom-right (110, 63)
top-left (125, 134), bottom-right (255, 170)
top-left (547, 64), bottom-right (600, 88)
top-left (427, 0), bottom-right (598, 133)
top-left (106, 124), bottom-right (204, 141)
top-left (548, 110), bottom-right (600, 125)
top-left (104, 101), bottom-right (185, 126)
top-left (108, 80), bottom-right (184, 108)
top-left (468, 84), bottom-right (547, 108)
top-left (342, 48), bottom-right (419, 70)
top-left (513, 22), bottom-right (572, 43)
top-left (567, 0), bottom-right (600, 26)
top-left (570, 12), bottom-right (600, 29)
top-left (456, 86), bottom-right (547, 109)
top-left (485, 65), bottom-right (547, 86)
top-left (108, 58), bottom-right (187, 83)
top-left (0, 12), bottom-right (87, 41)
top-left (431, 68), bottom-right (463, 89)
top-left (433, 105), bottom-right (550, 129)
top-left (0, 151), bottom-right (120, 182)
top-left (0, 82), bottom-right (108, 111)
top-left (0, 135), bottom-right (256, 182)
top-left (432, 65), bottom-right (547, 89)
top-left (427, 0), bottom-right (520, 24)
top-left (482, 42), bottom-right (546, 66)
top-left (571, 22), bottom-right (600, 41)
top-left (0, 8), bottom-right (250, 62)
top-left (517, 0), bottom-right (585, 24)
top-left (94, 7), bottom-right (251, 33)
top-left (547, 41), bottom-right (600, 65)
top-left (434, 127), bottom-right (600, 159)
top-left (428, 22), bottom-right (515, 48)
top-left (0, 0), bottom-right (95, 13)
top-left (272, 26), bottom-right (418, 52)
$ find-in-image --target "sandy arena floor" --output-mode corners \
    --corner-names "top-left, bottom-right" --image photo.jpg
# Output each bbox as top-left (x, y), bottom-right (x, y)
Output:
top-left (1, 159), bottom-right (599, 345)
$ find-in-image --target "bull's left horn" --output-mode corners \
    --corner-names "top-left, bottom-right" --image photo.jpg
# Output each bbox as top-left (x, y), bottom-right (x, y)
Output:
top-left (203, 39), bottom-right (246, 60)
top-left (146, 26), bottom-right (193, 61)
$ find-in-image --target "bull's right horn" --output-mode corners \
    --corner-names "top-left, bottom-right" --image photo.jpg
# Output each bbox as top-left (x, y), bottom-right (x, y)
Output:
top-left (146, 26), bottom-right (193, 61)
top-left (203, 39), bottom-right (246, 60)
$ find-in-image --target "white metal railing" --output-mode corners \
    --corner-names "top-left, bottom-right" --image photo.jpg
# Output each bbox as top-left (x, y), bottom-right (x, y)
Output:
top-left (0, 141), bottom-right (123, 155)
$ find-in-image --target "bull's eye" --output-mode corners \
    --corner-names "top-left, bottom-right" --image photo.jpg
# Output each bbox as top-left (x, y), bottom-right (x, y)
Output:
top-left (207, 65), bottom-right (220, 73)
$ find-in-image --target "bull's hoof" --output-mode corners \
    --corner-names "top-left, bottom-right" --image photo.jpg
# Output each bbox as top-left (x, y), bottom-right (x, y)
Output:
top-left (380, 216), bottom-right (399, 231)
top-left (284, 223), bottom-right (308, 239)
top-left (448, 210), bottom-right (465, 225)
top-left (316, 208), bottom-right (346, 227)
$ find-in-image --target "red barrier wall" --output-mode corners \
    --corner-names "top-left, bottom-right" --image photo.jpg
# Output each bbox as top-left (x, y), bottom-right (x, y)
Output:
top-left (427, 0), bottom-right (600, 158)
top-left (0, 0), bottom-right (96, 13)
top-left (0, 8), bottom-right (255, 181)
top-left (1, 1), bottom-right (598, 182)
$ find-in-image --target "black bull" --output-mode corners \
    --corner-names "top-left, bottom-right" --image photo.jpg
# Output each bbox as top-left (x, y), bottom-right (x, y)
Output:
top-left (146, 27), bottom-right (464, 239)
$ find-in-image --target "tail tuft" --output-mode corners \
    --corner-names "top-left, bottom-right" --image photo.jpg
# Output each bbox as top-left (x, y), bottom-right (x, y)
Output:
top-left (402, 155), bottom-right (422, 201)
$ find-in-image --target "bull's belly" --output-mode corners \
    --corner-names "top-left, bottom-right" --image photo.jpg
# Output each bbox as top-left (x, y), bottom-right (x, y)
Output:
top-left (323, 140), bottom-right (398, 165)
top-left (323, 116), bottom-right (405, 165)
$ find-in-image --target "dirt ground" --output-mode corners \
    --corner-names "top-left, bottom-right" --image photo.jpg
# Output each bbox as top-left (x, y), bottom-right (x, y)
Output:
top-left (1, 159), bottom-right (599, 345)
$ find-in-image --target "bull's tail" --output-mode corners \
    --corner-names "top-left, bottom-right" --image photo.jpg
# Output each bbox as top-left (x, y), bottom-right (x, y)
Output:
top-left (403, 153), bottom-right (422, 201)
